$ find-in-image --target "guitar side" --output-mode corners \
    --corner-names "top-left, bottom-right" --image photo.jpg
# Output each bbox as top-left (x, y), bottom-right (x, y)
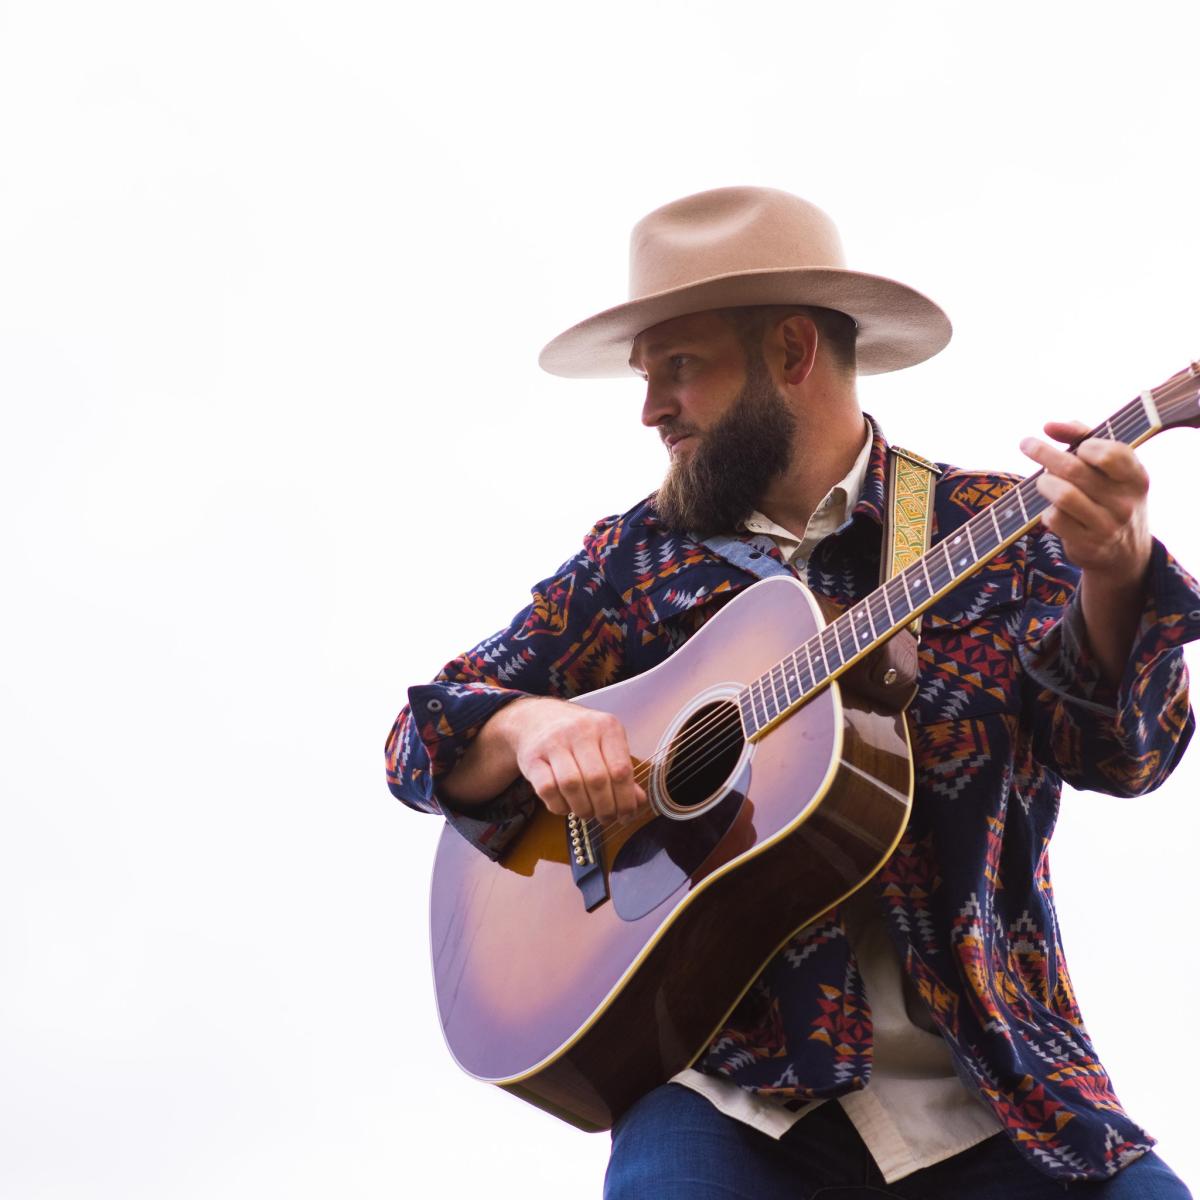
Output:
top-left (429, 576), bottom-right (913, 1131)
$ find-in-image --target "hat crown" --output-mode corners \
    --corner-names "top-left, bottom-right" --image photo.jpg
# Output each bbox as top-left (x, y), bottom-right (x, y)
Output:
top-left (629, 186), bottom-right (848, 300)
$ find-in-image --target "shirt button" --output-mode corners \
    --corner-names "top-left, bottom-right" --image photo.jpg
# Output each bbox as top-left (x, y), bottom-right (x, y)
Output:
top-left (427, 699), bottom-right (444, 713)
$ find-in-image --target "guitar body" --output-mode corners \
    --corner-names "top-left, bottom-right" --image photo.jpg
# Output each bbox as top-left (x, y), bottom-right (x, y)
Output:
top-left (429, 575), bottom-right (913, 1131)
top-left (426, 366), bottom-right (1200, 1133)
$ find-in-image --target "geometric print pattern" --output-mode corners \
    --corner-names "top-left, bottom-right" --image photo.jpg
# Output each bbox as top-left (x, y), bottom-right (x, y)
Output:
top-left (385, 421), bottom-right (1200, 1180)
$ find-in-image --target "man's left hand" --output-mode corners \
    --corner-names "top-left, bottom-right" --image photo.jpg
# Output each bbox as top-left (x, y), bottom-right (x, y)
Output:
top-left (1020, 420), bottom-right (1152, 587)
top-left (1020, 420), bottom-right (1153, 685)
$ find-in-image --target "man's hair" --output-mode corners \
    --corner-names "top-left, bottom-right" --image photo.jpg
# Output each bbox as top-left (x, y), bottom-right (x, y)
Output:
top-left (719, 305), bottom-right (858, 373)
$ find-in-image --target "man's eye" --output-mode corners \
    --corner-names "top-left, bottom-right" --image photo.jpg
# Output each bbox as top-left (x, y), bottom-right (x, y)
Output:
top-left (670, 355), bottom-right (690, 371)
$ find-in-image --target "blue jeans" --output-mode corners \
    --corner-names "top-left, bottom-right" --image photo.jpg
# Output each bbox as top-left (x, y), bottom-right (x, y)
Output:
top-left (605, 1084), bottom-right (1192, 1199)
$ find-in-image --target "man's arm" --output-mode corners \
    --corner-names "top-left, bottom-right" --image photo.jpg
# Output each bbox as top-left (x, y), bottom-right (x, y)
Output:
top-left (1017, 420), bottom-right (1200, 796)
top-left (439, 694), bottom-right (647, 824)
top-left (386, 516), bottom-right (653, 856)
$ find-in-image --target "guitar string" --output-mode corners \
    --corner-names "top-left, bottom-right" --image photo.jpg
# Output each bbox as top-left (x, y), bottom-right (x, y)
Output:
top-left (574, 376), bottom-right (1200, 852)
top-left (581, 381), bottom-right (1199, 851)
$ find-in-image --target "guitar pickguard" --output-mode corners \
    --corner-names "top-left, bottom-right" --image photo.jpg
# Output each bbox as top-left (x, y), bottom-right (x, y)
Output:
top-left (609, 761), bottom-right (752, 921)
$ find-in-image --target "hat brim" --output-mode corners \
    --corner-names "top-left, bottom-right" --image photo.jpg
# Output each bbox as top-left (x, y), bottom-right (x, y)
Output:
top-left (538, 267), bottom-right (951, 378)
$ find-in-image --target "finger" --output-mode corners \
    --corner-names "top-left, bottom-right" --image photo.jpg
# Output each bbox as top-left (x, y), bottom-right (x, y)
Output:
top-left (1074, 436), bottom-right (1150, 488)
top-left (524, 756), bottom-right (569, 816)
top-left (1021, 436), bottom-right (1128, 508)
top-left (546, 747), bottom-right (595, 820)
top-left (1020, 435), bottom-right (1097, 488)
top-left (1042, 419), bottom-right (1090, 446)
top-left (598, 719), bottom-right (641, 821)
top-left (1034, 471), bottom-right (1114, 533)
top-left (1037, 496), bottom-right (1091, 545)
top-left (572, 738), bottom-right (619, 824)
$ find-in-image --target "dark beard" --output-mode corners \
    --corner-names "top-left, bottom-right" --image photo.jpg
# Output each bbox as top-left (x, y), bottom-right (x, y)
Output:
top-left (652, 354), bottom-right (796, 537)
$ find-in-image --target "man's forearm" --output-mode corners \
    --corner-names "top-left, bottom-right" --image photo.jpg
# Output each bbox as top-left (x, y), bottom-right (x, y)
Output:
top-left (1079, 565), bottom-right (1149, 688)
top-left (437, 697), bottom-right (540, 809)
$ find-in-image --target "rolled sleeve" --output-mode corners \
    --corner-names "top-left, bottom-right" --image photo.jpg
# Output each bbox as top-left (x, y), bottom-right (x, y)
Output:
top-left (1020, 538), bottom-right (1200, 795)
top-left (384, 534), bottom-right (630, 858)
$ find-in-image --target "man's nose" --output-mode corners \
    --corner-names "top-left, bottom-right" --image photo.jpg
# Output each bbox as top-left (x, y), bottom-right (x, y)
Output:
top-left (641, 381), bottom-right (679, 428)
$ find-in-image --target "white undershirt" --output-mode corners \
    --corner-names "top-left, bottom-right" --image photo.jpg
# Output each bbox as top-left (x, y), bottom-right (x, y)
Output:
top-left (671, 422), bottom-right (1002, 1183)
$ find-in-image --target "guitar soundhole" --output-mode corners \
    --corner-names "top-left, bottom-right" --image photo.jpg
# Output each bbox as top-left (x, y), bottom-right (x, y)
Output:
top-left (663, 700), bottom-right (745, 810)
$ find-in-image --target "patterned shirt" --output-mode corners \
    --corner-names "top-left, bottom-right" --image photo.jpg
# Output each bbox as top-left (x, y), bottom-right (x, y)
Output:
top-left (385, 423), bottom-right (1200, 1182)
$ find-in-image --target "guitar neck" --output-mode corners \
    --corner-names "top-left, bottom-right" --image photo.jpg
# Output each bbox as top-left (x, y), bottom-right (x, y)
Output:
top-left (740, 363), bottom-right (1200, 741)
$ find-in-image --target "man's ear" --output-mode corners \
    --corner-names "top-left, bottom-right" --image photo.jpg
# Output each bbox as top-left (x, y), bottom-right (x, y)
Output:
top-left (771, 314), bottom-right (820, 386)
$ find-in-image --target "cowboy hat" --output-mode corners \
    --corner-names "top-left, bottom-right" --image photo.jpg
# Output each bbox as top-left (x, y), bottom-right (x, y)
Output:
top-left (538, 186), bottom-right (951, 378)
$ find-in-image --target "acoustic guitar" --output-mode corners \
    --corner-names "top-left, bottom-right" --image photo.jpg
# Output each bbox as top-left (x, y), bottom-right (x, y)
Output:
top-left (428, 364), bottom-right (1199, 1132)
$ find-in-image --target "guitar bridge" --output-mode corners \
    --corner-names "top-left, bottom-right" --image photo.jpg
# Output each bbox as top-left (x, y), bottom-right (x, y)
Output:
top-left (567, 813), bottom-right (609, 911)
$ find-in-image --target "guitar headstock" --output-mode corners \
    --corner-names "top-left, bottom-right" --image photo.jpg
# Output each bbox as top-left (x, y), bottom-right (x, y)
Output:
top-left (1153, 360), bottom-right (1200, 429)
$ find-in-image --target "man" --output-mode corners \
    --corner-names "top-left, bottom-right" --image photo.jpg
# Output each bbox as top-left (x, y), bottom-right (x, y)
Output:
top-left (387, 187), bottom-right (1199, 1197)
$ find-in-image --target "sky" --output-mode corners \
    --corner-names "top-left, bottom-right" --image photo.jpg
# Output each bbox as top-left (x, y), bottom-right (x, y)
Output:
top-left (2, 2), bottom-right (1198, 1196)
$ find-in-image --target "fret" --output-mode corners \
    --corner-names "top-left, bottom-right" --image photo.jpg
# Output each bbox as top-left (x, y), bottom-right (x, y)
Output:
top-left (781, 655), bottom-right (800, 706)
top-left (1103, 416), bottom-right (1116, 439)
top-left (941, 542), bottom-right (960, 589)
top-left (854, 603), bottom-right (876, 649)
top-left (803, 640), bottom-right (820, 688)
top-left (880, 579), bottom-right (897, 627)
top-left (813, 631), bottom-right (831, 679)
top-left (1014, 484), bottom-right (1030, 522)
top-left (822, 624), bottom-right (845, 672)
top-left (920, 556), bottom-right (934, 596)
top-left (769, 664), bottom-right (787, 711)
top-left (762, 673), bottom-right (781, 720)
top-left (738, 689), bottom-right (755, 734)
top-left (750, 677), bottom-right (769, 728)
top-left (868, 593), bottom-right (891, 636)
top-left (946, 531), bottom-right (973, 578)
top-left (988, 503), bottom-right (1003, 543)
top-left (833, 615), bottom-right (856, 663)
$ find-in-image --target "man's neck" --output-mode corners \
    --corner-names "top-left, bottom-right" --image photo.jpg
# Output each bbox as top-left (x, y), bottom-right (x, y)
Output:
top-left (755, 390), bottom-right (867, 536)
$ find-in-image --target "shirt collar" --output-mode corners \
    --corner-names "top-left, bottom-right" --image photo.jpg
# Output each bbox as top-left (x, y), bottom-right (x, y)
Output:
top-left (741, 417), bottom-right (874, 542)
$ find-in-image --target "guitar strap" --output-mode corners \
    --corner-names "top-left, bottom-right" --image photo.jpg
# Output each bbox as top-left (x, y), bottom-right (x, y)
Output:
top-left (841, 445), bottom-right (940, 710)
top-left (883, 445), bottom-right (941, 640)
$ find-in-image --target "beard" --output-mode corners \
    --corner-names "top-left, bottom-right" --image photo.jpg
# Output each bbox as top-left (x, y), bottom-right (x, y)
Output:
top-left (652, 353), bottom-right (796, 537)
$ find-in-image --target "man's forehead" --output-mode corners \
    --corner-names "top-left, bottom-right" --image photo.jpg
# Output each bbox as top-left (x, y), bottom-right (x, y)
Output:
top-left (628, 310), bottom-right (730, 368)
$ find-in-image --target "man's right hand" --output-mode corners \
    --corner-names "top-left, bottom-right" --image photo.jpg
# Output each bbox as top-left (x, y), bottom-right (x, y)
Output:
top-left (439, 696), bottom-right (649, 825)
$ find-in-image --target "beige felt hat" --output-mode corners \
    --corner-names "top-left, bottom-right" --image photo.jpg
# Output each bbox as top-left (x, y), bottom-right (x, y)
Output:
top-left (538, 186), bottom-right (951, 378)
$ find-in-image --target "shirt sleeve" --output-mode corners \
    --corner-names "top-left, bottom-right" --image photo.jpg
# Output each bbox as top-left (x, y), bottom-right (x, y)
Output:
top-left (1018, 531), bottom-right (1200, 795)
top-left (384, 534), bottom-right (630, 859)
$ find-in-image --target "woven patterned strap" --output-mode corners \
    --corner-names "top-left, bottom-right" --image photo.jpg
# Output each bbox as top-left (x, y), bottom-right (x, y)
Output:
top-left (883, 447), bottom-right (941, 638)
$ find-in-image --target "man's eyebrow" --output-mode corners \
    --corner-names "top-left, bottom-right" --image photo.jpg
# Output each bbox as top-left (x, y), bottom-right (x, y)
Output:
top-left (628, 336), bottom-right (701, 370)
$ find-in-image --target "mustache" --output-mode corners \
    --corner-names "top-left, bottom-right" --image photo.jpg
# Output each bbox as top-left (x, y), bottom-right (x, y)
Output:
top-left (657, 421), bottom-right (702, 445)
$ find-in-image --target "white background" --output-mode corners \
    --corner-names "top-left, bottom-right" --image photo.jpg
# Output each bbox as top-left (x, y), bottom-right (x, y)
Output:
top-left (2, 2), bottom-right (1198, 1196)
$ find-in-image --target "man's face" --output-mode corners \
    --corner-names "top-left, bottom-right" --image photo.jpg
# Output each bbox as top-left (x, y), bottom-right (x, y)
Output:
top-left (629, 311), bottom-right (796, 535)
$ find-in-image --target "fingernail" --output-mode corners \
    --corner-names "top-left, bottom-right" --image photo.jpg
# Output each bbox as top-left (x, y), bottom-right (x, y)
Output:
top-left (1019, 437), bottom-right (1037, 454)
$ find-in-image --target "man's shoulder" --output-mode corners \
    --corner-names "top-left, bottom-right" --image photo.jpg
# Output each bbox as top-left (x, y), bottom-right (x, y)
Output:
top-left (581, 494), bottom-right (703, 565)
top-left (581, 494), bottom-right (660, 562)
top-left (577, 496), bottom-right (739, 602)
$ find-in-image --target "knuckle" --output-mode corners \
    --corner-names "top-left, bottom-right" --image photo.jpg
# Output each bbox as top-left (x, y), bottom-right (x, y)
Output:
top-left (558, 774), bottom-right (585, 801)
top-left (583, 769), bottom-right (610, 793)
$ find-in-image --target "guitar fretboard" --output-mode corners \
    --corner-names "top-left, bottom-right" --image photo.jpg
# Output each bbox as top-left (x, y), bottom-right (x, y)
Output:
top-left (737, 394), bottom-right (1165, 740)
